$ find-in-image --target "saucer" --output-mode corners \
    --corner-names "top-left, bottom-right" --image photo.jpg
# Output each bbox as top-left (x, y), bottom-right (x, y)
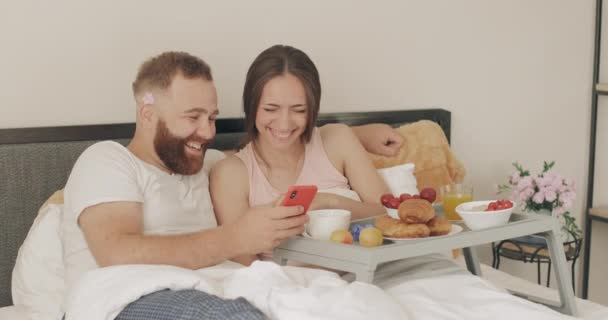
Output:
top-left (384, 225), bottom-right (463, 241)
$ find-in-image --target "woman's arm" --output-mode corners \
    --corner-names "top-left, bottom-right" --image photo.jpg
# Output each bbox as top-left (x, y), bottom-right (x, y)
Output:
top-left (319, 124), bottom-right (390, 220)
top-left (209, 156), bottom-right (259, 266)
top-left (309, 192), bottom-right (386, 220)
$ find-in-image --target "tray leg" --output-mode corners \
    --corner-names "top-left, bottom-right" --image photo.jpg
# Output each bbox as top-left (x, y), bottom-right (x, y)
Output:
top-left (540, 227), bottom-right (578, 316)
top-left (463, 247), bottom-right (482, 276)
top-left (273, 253), bottom-right (288, 266)
top-left (354, 268), bottom-right (375, 283)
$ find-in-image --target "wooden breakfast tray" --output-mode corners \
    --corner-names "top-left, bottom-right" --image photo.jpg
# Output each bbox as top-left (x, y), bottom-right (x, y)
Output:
top-left (273, 213), bottom-right (578, 316)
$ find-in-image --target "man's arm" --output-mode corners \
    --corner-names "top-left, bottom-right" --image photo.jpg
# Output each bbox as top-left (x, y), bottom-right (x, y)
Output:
top-left (350, 124), bottom-right (403, 156)
top-left (79, 202), bottom-right (241, 268)
top-left (218, 123), bottom-right (402, 158)
top-left (79, 200), bottom-right (306, 269)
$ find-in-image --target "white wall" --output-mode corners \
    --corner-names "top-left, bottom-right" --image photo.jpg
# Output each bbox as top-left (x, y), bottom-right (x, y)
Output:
top-left (2, 0), bottom-right (604, 304)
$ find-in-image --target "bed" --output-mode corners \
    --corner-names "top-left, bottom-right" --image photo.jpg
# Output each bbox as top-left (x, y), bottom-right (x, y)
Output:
top-left (0, 108), bottom-right (605, 319)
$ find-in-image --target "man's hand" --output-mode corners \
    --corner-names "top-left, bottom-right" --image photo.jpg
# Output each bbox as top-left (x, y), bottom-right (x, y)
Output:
top-left (352, 123), bottom-right (403, 157)
top-left (231, 205), bottom-right (308, 255)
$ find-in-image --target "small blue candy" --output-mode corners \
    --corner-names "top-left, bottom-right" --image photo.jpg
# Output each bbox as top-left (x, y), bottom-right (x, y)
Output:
top-left (350, 225), bottom-right (364, 241)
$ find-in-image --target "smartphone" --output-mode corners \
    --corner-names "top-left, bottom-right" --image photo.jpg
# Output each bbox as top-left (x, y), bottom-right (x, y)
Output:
top-left (281, 185), bottom-right (318, 214)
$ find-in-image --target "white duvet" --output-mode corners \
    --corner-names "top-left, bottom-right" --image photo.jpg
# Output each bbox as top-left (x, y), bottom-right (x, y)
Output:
top-left (63, 258), bottom-right (577, 320)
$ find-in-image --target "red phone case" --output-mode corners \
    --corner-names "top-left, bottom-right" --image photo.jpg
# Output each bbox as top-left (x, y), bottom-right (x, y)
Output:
top-left (281, 185), bottom-right (318, 214)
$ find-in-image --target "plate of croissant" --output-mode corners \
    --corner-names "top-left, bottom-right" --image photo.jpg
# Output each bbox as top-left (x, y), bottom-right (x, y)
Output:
top-left (375, 198), bottom-right (462, 240)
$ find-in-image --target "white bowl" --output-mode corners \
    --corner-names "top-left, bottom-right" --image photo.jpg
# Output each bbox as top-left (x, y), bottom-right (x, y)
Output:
top-left (306, 209), bottom-right (351, 240)
top-left (455, 200), bottom-right (514, 230)
top-left (385, 207), bottom-right (399, 219)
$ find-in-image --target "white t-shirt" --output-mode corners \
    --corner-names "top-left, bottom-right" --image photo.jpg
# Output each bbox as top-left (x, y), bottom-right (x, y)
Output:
top-left (61, 141), bottom-right (226, 291)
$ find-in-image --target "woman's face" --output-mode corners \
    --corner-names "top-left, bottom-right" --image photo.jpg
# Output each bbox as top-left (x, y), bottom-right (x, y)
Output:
top-left (255, 73), bottom-right (308, 150)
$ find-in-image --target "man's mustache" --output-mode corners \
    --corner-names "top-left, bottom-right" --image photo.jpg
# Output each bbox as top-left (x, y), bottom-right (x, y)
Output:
top-left (184, 135), bottom-right (213, 146)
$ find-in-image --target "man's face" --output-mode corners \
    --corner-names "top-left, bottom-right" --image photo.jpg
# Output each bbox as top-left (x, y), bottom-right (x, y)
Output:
top-left (152, 75), bottom-right (218, 175)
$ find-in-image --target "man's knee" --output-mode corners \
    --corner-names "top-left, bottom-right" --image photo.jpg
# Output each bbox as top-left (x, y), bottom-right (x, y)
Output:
top-left (117, 289), bottom-right (266, 320)
top-left (188, 291), bottom-right (267, 320)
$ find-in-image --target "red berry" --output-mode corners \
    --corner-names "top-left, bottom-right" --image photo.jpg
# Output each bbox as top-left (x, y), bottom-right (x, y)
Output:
top-left (381, 194), bottom-right (393, 206)
top-left (388, 198), bottom-right (401, 209)
top-left (399, 193), bottom-right (412, 202)
top-left (419, 188), bottom-right (437, 203)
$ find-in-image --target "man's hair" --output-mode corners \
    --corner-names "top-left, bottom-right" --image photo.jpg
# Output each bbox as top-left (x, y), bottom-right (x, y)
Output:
top-left (241, 45), bottom-right (321, 146)
top-left (132, 51), bottom-right (213, 96)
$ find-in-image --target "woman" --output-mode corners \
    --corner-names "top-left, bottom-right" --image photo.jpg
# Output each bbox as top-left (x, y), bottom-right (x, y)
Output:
top-left (210, 45), bottom-right (390, 265)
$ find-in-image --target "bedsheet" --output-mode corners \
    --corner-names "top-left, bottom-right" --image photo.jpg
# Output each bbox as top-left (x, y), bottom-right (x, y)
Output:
top-left (470, 261), bottom-right (608, 320)
top-left (62, 258), bottom-right (575, 320)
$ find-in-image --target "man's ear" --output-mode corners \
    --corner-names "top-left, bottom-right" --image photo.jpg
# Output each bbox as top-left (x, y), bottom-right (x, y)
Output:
top-left (139, 104), bottom-right (157, 129)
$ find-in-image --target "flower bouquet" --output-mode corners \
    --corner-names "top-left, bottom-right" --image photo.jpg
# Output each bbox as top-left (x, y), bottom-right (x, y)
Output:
top-left (498, 161), bottom-right (581, 241)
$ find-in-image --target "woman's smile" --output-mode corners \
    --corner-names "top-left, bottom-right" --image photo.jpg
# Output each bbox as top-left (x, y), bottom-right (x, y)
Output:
top-left (267, 127), bottom-right (296, 142)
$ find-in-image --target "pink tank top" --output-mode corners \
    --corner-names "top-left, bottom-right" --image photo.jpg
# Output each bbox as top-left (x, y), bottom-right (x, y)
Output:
top-left (235, 127), bottom-right (350, 207)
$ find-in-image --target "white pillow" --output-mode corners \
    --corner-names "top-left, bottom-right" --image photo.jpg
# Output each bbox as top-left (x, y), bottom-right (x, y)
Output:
top-left (8, 150), bottom-right (227, 318)
top-left (377, 163), bottom-right (418, 196)
top-left (0, 305), bottom-right (29, 319)
top-left (12, 204), bottom-right (65, 319)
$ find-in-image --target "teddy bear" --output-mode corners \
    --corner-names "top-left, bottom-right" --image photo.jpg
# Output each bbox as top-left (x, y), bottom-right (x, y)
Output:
top-left (368, 120), bottom-right (466, 200)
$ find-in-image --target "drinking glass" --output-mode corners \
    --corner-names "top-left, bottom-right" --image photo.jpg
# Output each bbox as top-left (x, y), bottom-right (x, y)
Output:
top-left (441, 183), bottom-right (473, 221)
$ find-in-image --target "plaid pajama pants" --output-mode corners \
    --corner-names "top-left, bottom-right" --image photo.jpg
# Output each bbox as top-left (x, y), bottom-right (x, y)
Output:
top-left (114, 289), bottom-right (268, 320)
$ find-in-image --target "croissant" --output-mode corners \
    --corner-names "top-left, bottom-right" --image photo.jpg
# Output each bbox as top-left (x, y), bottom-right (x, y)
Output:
top-left (398, 199), bottom-right (435, 224)
top-left (427, 216), bottom-right (452, 236)
top-left (375, 215), bottom-right (430, 238)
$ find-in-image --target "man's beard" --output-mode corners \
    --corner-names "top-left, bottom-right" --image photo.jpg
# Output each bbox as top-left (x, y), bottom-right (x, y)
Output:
top-left (153, 120), bottom-right (208, 175)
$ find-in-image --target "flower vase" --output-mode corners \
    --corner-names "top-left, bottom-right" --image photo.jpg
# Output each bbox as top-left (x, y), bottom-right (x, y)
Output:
top-left (526, 209), bottom-right (570, 243)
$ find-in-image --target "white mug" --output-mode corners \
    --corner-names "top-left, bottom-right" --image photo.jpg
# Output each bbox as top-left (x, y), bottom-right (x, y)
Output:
top-left (306, 209), bottom-right (351, 240)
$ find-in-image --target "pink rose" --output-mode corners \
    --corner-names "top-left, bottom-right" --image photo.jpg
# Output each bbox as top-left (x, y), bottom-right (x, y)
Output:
top-left (510, 172), bottom-right (521, 185)
top-left (553, 207), bottom-right (566, 217)
top-left (523, 187), bottom-right (535, 199)
top-left (544, 188), bottom-right (557, 202)
top-left (532, 191), bottom-right (545, 204)
top-left (517, 176), bottom-right (533, 190)
top-left (561, 198), bottom-right (573, 210)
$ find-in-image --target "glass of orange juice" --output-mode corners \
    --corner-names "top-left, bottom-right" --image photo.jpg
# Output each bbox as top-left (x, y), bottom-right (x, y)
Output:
top-left (441, 183), bottom-right (473, 221)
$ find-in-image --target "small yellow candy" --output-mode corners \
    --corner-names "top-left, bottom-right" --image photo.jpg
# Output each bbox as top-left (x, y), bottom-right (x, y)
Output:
top-left (330, 230), bottom-right (354, 244)
top-left (359, 227), bottom-right (383, 247)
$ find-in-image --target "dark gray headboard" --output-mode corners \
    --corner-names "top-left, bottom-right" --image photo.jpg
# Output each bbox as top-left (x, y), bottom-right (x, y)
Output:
top-left (0, 108), bottom-right (450, 307)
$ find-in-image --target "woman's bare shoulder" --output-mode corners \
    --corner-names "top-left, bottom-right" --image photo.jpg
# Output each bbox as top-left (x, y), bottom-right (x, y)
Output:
top-left (320, 123), bottom-right (360, 149)
top-left (319, 123), bottom-right (354, 144)
top-left (210, 154), bottom-right (247, 180)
